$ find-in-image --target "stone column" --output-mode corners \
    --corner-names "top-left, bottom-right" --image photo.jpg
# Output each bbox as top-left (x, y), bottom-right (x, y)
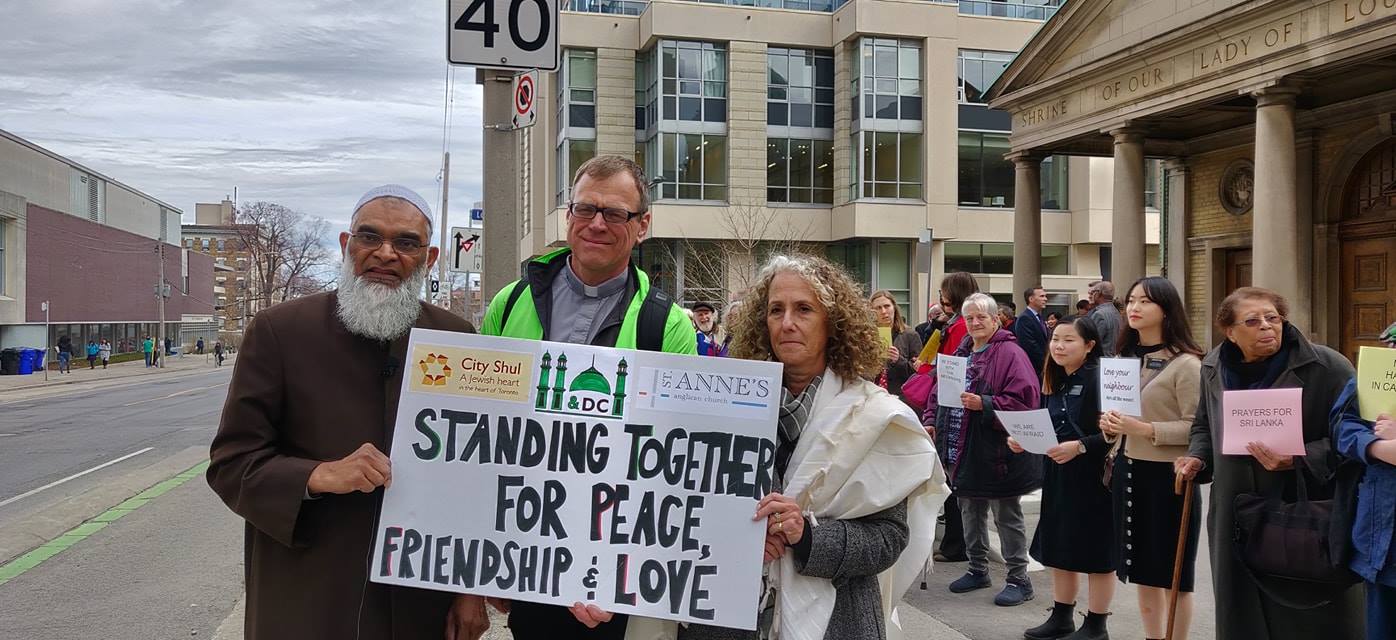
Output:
top-left (1109, 127), bottom-right (1147, 291)
top-left (1251, 86), bottom-right (1302, 308)
top-left (1163, 159), bottom-right (1188, 293)
top-left (1010, 153), bottom-right (1043, 302)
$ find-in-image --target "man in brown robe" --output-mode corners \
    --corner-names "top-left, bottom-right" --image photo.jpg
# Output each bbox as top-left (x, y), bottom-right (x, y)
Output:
top-left (208, 185), bottom-right (484, 639)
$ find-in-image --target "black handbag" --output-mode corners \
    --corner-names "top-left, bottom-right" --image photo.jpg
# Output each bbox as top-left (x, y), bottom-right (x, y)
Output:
top-left (1232, 465), bottom-right (1361, 609)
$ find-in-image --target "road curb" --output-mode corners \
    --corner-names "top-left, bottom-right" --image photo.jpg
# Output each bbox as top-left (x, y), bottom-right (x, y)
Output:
top-left (0, 446), bottom-right (210, 566)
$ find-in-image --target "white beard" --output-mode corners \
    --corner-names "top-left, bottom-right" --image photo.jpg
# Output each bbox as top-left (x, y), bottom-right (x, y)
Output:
top-left (334, 257), bottom-right (428, 341)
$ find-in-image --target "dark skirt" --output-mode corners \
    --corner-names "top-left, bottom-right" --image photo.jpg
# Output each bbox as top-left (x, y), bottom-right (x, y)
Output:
top-left (1030, 449), bottom-right (1117, 574)
top-left (1113, 455), bottom-right (1202, 591)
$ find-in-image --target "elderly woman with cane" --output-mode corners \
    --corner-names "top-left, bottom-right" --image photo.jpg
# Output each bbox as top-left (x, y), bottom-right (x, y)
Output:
top-left (677, 254), bottom-right (945, 640)
top-left (1175, 287), bottom-right (1363, 639)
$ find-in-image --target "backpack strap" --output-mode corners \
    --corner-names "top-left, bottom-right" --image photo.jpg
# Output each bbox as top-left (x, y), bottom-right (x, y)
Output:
top-left (498, 281), bottom-right (529, 331)
top-left (636, 286), bottom-right (673, 353)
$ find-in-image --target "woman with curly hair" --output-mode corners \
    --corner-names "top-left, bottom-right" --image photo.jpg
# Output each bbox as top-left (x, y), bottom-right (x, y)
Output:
top-left (680, 253), bottom-right (946, 640)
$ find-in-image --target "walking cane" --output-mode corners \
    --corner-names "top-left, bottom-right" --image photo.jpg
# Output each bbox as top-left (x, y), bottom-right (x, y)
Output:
top-left (1166, 473), bottom-right (1195, 640)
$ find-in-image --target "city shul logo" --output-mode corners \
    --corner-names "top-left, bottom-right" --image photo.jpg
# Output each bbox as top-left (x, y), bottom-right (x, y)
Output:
top-left (418, 353), bottom-right (452, 386)
top-left (534, 351), bottom-right (628, 418)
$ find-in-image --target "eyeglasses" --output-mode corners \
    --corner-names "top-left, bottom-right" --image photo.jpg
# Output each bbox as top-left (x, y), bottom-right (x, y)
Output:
top-left (350, 231), bottom-right (426, 254)
top-left (568, 202), bottom-right (644, 225)
top-left (1240, 314), bottom-right (1284, 329)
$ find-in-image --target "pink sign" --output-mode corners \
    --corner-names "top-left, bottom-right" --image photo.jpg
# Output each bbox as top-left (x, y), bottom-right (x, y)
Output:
top-left (1221, 388), bottom-right (1305, 456)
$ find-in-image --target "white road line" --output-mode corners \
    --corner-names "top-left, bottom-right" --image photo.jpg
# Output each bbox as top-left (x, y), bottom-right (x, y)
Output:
top-left (120, 383), bottom-right (225, 407)
top-left (0, 433), bottom-right (16, 437)
top-left (0, 447), bottom-right (155, 508)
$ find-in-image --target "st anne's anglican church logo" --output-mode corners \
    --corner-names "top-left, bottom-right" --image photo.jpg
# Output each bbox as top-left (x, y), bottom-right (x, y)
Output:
top-left (534, 350), bottom-right (629, 419)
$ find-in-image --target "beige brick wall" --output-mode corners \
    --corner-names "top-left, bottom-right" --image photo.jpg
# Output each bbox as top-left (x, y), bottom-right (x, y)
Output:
top-left (833, 41), bottom-right (852, 207)
top-left (595, 48), bottom-right (636, 158)
top-left (728, 41), bottom-right (768, 205)
top-left (1184, 145), bottom-right (1253, 336)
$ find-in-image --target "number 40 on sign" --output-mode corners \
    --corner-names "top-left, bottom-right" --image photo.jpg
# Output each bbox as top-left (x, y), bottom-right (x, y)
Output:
top-left (449, 0), bottom-right (559, 71)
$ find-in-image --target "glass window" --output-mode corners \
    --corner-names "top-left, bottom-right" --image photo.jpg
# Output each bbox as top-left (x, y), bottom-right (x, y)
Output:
top-left (769, 138), bottom-right (834, 204)
top-left (557, 139), bottom-right (596, 205)
top-left (558, 49), bottom-right (598, 205)
top-left (826, 241), bottom-right (872, 289)
top-left (854, 132), bottom-right (922, 200)
top-left (661, 41), bottom-right (726, 123)
top-left (653, 133), bottom-right (727, 201)
top-left (957, 49), bottom-right (1015, 104)
top-left (1040, 155), bottom-right (1069, 209)
top-left (1041, 244), bottom-right (1069, 275)
top-left (958, 131), bottom-right (1015, 207)
top-left (944, 242), bottom-right (1013, 274)
top-left (877, 242), bottom-right (912, 319)
top-left (855, 38), bottom-right (921, 124)
top-left (559, 49), bottom-right (597, 130)
top-left (767, 48), bottom-right (834, 131)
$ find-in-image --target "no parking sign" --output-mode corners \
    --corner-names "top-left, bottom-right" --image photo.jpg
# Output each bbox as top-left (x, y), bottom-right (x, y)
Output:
top-left (511, 69), bottom-right (538, 130)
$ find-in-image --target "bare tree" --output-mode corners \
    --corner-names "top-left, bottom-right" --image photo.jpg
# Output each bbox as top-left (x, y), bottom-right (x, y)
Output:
top-left (670, 196), bottom-right (817, 304)
top-left (234, 201), bottom-right (335, 313)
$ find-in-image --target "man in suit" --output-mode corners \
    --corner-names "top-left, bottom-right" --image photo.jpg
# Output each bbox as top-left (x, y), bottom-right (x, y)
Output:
top-left (1014, 286), bottom-right (1050, 377)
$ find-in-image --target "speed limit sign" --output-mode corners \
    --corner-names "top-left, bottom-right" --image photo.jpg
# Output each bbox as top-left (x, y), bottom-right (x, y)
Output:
top-left (448, 0), bottom-right (558, 71)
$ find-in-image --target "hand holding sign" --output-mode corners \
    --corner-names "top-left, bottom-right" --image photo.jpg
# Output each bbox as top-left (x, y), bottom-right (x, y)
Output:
top-left (936, 355), bottom-right (968, 409)
top-left (1099, 358), bottom-right (1142, 416)
top-left (1222, 387), bottom-right (1305, 457)
top-left (994, 409), bottom-right (1059, 455)
top-left (1356, 346), bottom-right (1396, 421)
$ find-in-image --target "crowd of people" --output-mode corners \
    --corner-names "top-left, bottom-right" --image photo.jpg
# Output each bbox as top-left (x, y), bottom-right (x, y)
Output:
top-left (208, 154), bottom-right (1395, 640)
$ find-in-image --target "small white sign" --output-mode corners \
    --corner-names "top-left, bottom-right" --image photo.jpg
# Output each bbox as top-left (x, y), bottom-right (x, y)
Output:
top-left (1099, 357), bottom-right (1143, 416)
top-left (937, 355), bottom-right (968, 409)
top-left (996, 409), bottom-right (1060, 455)
top-left (448, 0), bottom-right (558, 71)
top-left (511, 69), bottom-right (539, 130)
top-left (450, 226), bottom-right (483, 273)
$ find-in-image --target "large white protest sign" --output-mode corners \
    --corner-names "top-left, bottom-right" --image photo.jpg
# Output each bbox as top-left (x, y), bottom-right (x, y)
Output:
top-left (937, 355), bottom-right (968, 409)
top-left (1099, 357), bottom-right (1142, 416)
top-left (995, 409), bottom-right (1060, 455)
top-left (370, 329), bottom-right (782, 629)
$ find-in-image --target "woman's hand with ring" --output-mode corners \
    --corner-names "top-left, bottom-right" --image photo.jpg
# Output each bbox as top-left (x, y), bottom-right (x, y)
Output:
top-left (755, 492), bottom-right (805, 545)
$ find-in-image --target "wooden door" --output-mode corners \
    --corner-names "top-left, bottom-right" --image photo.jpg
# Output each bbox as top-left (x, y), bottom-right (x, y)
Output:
top-left (1341, 235), bottom-right (1396, 362)
top-left (1226, 249), bottom-right (1252, 293)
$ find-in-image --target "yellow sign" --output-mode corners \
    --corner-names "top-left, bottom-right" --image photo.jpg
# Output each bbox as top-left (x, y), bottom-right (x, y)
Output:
top-left (878, 327), bottom-right (893, 352)
top-left (409, 344), bottom-right (533, 403)
top-left (1357, 346), bottom-right (1396, 421)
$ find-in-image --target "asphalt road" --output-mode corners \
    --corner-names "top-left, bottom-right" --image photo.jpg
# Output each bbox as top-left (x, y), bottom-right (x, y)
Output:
top-left (0, 367), bottom-right (233, 522)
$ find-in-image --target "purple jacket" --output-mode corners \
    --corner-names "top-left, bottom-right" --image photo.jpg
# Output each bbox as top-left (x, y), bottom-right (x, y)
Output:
top-left (922, 329), bottom-right (1043, 498)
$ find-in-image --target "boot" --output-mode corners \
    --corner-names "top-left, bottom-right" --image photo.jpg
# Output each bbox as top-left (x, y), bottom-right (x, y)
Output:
top-left (1064, 611), bottom-right (1109, 640)
top-left (1024, 601), bottom-right (1076, 639)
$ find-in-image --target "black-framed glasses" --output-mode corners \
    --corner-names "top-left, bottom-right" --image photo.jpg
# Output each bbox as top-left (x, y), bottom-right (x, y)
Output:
top-left (568, 202), bottom-right (644, 224)
top-left (350, 231), bottom-right (426, 254)
top-left (1240, 314), bottom-right (1284, 329)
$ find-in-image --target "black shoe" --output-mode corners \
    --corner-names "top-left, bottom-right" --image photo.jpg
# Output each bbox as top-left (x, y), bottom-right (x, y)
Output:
top-left (1063, 612), bottom-right (1109, 640)
top-left (1024, 601), bottom-right (1076, 639)
top-left (948, 570), bottom-right (991, 593)
top-left (994, 579), bottom-right (1035, 606)
top-left (933, 552), bottom-right (969, 563)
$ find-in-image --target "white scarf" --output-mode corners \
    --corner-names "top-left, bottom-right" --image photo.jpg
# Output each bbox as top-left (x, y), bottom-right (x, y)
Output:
top-left (623, 369), bottom-right (947, 640)
top-left (770, 368), bottom-right (947, 640)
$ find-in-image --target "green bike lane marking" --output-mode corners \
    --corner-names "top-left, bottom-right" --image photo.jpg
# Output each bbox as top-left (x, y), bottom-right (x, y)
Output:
top-left (0, 460), bottom-right (210, 587)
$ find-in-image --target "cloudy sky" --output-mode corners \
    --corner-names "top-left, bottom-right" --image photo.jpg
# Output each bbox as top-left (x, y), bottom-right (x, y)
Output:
top-left (1, 0), bottom-right (484, 240)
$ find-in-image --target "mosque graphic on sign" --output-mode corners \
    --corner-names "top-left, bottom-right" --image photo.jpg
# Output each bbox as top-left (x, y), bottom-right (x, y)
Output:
top-left (534, 351), bottom-right (628, 418)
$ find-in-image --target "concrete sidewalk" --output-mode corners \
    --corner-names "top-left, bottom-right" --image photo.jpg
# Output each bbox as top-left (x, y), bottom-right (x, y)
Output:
top-left (0, 350), bottom-right (235, 400)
